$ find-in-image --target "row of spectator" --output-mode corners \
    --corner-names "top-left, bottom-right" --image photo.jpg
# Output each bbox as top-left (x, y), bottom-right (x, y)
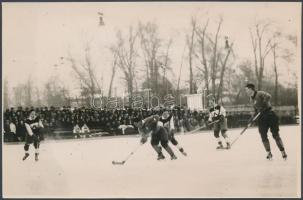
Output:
top-left (3, 106), bottom-right (297, 142)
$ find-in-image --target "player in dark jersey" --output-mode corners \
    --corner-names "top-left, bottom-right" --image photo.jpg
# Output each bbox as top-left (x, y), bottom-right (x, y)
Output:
top-left (207, 95), bottom-right (231, 149)
top-left (135, 114), bottom-right (177, 160)
top-left (23, 110), bottom-right (44, 161)
top-left (159, 111), bottom-right (187, 156)
top-left (245, 83), bottom-right (287, 160)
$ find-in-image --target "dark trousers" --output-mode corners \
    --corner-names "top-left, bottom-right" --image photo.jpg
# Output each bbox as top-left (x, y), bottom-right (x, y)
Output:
top-left (24, 134), bottom-right (40, 151)
top-left (164, 127), bottom-right (178, 146)
top-left (150, 126), bottom-right (175, 157)
top-left (151, 126), bottom-right (169, 147)
top-left (257, 110), bottom-right (285, 152)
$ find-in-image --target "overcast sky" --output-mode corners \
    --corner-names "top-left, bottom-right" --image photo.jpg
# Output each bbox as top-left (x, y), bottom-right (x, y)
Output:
top-left (3, 2), bottom-right (301, 96)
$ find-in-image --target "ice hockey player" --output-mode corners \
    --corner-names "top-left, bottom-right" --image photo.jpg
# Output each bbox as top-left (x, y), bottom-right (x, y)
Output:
top-left (245, 83), bottom-right (287, 160)
top-left (23, 110), bottom-right (44, 161)
top-left (207, 95), bottom-right (231, 150)
top-left (159, 110), bottom-right (187, 156)
top-left (134, 114), bottom-right (177, 160)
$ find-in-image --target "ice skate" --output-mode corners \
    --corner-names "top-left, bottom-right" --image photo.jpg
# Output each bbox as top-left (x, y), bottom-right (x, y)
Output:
top-left (179, 148), bottom-right (187, 156)
top-left (35, 153), bottom-right (39, 161)
top-left (216, 142), bottom-right (224, 149)
top-left (171, 155), bottom-right (177, 160)
top-left (22, 153), bottom-right (29, 161)
top-left (226, 142), bottom-right (231, 149)
top-left (266, 152), bottom-right (273, 160)
top-left (282, 151), bottom-right (287, 160)
top-left (157, 152), bottom-right (165, 160)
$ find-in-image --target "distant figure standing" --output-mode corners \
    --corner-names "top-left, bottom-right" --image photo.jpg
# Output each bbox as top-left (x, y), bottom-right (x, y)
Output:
top-left (245, 83), bottom-right (287, 160)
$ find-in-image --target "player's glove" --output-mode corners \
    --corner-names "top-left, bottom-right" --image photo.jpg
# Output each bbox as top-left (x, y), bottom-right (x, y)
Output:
top-left (27, 135), bottom-right (34, 143)
top-left (260, 107), bottom-right (271, 114)
top-left (219, 115), bottom-right (225, 122)
top-left (32, 134), bottom-right (39, 141)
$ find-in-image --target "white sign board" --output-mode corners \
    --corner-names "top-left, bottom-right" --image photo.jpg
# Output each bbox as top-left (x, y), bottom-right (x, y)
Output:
top-left (185, 93), bottom-right (204, 110)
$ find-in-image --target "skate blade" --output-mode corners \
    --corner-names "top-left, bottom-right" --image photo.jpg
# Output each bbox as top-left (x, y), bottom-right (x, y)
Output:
top-left (112, 161), bottom-right (125, 165)
top-left (22, 156), bottom-right (29, 161)
top-left (216, 147), bottom-right (230, 150)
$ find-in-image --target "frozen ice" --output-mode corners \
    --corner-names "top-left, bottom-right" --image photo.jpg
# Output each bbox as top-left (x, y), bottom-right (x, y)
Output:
top-left (2, 125), bottom-right (301, 198)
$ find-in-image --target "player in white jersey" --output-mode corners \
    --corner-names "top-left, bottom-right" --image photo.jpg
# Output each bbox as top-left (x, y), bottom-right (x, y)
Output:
top-left (207, 96), bottom-right (231, 149)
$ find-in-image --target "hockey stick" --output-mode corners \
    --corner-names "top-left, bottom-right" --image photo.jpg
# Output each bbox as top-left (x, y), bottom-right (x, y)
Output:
top-left (112, 143), bottom-right (143, 165)
top-left (188, 119), bottom-right (220, 134)
top-left (230, 112), bottom-right (261, 146)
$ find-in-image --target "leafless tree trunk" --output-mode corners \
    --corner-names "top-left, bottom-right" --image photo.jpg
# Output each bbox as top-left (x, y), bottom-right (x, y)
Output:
top-left (195, 19), bottom-right (210, 93)
top-left (35, 87), bottom-right (42, 107)
top-left (43, 76), bottom-right (71, 107)
top-left (250, 22), bottom-right (273, 90)
top-left (13, 85), bottom-right (23, 107)
top-left (24, 77), bottom-right (33, 107)
top-left (210, 17), bottom-right (223, 96)
top-left (111, 26), bottom-right (138, 107)
top-left (64, 46), bottom-right (100, 106)
top-left (187, 17), bottom-right (197, 94)
top-left (216, 43), bottom-right (234, 100)
top-left (272, 44), bottom-right (278, 105)
top-left (138, 22), bottom-right (161, 95)
top-left (161, 39), bottom-right (173, 96)
top-left (195, 17), bottom-right (229, 100)
top-left (108, 53), bottom-right (118, 97)
top-left (177, 44), bottom-right (186, 100)
top-left (270, 32), bottom-right (296, 106)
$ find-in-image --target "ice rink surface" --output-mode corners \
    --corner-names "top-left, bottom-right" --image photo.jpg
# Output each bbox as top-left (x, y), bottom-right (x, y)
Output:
top-left (2, 125), bottom-right (301, 198)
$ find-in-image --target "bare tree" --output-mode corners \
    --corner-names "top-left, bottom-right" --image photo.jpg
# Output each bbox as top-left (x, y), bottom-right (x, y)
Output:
top-left (186, 17), bottom-right (197, 94)
top-left (108, 52), bottom-right (118, 97)
top-left (43, 76), bottom-right (70, 107)
top-left (216, 42), bottom-right (234, 100)
top-left (209, 17), bottom-right (223, 96)
top-left (193, 17), bottom-right (234, 101)
top-left (176, 44), bottom-right (186, 100)
top-left (194, 17), bottom-right (223, 96)
top-left (64, 45), bottom-right (101, 105)
top-left (111, 26), bottom-right (138, 106)
top-left (158, 38), bottom-right (173, 97)
top-left (249, 21), bottom-right (273, 90)
top-left (138, 22), bottom-right (162, 95)
top-left (24, 77), bottom-right (33, 107)
top-left (35, 87), bottom-right (43, 107)
top-left (11, 78), bottom-right (34, 107)
top-left (270, 32), bottom-right (296, 105)
top-left (13, 85), bottom-right (24, 107)
top-left (194, 19), bottom-right (210, 93)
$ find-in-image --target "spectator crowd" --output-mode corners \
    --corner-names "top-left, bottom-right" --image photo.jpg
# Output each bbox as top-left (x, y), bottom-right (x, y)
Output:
top-left (3, 105), bottom-right (297, 142)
